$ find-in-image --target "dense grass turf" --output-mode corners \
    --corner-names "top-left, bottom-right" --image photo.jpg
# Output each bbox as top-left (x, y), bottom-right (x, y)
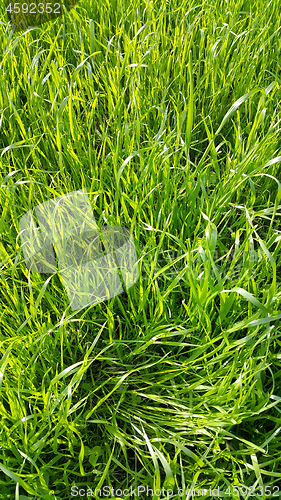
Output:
top-left (1, 0), bottom-right (281, 497)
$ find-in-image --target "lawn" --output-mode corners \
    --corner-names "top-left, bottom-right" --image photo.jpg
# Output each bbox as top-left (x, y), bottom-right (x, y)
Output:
top-left (0, 0), bottom-right (281, 498)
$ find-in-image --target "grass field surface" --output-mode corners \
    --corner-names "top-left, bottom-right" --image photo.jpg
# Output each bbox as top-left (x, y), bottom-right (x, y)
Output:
top-left (0, 0), bottom-right (281, 498)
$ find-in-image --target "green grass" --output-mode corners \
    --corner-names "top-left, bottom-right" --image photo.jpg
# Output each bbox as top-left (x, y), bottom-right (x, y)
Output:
top-left (1, 0), bottom-right (281, 498)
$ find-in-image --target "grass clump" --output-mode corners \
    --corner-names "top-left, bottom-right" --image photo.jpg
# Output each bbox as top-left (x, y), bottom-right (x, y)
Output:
top-left (0, 0), bottom-right (281, 498)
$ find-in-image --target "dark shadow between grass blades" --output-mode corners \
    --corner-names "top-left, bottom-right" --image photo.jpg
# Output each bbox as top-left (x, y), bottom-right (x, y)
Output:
top-left (4, 0), bottom-right (79, 32)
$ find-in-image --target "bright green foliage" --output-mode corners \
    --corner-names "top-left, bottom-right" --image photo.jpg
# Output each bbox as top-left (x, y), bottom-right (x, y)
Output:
top-left (0, 0), bottom-right (281, 497)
